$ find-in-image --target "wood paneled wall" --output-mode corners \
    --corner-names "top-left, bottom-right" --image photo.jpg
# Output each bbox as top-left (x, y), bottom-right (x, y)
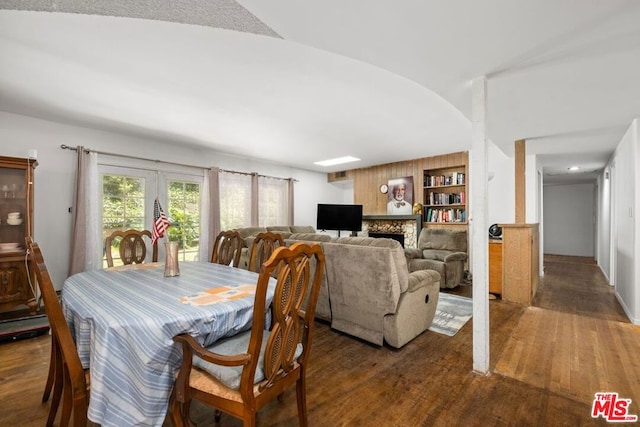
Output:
top-left (345, 151), bottom-right (468, 215)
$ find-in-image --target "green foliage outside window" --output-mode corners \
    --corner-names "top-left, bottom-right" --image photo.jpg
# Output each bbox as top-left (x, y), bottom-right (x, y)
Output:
top-left (102, 175), bottom-right (145, 239)
top-left (168, 210), bottom-right (199, 249)
top-left (168, 181), bottom-right (201, 258)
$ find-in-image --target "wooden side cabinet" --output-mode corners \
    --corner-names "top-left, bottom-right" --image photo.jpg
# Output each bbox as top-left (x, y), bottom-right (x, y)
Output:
top-left (501, 223), bottom-right (540, 305)
top-left (0, 155), bottom-right (37, 316)
top-left (489, 239), bottom-right (503, 295)
top-left (0, 256), bottom-right (37, 314)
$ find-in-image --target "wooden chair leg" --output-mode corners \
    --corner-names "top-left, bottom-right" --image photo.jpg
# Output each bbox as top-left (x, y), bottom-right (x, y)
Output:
top-left (242, 411), bottom-right (257, 427)
top-left (42, 335), bottom-right (57, 402)
top-left (60, 367), bottom-right (73, 427)
top-left (46, 343), bottom-right (64, 427)
top-left (72, 395), bottom-right (88, 427)
top-left (296, 376), bottom-right (308, 427)
top-left (169, 388), bottom-right (196, 427)
top-left (214, 409), bottom-right (222, 423)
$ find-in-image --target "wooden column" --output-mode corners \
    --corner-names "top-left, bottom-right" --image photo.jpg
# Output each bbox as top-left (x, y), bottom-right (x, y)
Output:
top-left (515, 140), bottom-right (526, 223)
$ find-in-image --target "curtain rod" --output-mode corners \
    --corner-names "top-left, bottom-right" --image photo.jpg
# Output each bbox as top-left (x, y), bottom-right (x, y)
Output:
top-left (60, 144), bottom-right (297, 182)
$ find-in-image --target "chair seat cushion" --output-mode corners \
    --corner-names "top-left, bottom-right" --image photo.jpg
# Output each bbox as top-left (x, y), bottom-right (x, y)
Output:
top-left (422, 249), bottom-right (451, 261)
top-left (409, 258), bottom-right (445, 277)
top-left (193, 330), bottom-right (303, 390)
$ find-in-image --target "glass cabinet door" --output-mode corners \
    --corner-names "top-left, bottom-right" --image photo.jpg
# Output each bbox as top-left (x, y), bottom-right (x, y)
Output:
top-left (0, 165), bottom-right (28, 252)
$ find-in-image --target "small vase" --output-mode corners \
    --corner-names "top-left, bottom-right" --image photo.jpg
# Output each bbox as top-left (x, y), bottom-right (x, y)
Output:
top-left (164, 241), bottom-right (180, 277)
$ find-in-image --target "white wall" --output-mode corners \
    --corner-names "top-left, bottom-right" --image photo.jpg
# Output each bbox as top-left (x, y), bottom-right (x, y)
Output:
top-left (526, 154), bottom-right (544, 276)
top-left (487, 142), bottom-right (515, 225)
top-left (525, 154), bottom-right (542, 224)
top-left (597, 169), bottom-right (611, 279)
top-left (543, 183), bottom-right (595, 257)
top-left (0, 112), bottom-right (344, 287)
top-left (635, 120), bottom-right (640, 325)
top-left (606, 119), bottom-right (638, 323)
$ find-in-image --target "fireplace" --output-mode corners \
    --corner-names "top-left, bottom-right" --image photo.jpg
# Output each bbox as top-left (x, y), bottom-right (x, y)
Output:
top-left (362, 214), bottom-right (421, 249)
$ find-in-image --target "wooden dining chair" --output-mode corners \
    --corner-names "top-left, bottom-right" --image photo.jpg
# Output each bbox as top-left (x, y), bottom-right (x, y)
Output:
top-left (105, 229), bottom-right (158, 268)
top-left (247, 231), bottom-right (285, 273)
top-left (210, 230), bottom-right (243, 268)
top-left (26, 237), bottom-right (90, 427)
top-left (170, 242), bottom-right (326, 427)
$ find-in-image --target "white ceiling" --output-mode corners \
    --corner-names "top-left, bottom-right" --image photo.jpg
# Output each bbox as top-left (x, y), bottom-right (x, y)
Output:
top-left (1, 2), bottom-right (639, 183)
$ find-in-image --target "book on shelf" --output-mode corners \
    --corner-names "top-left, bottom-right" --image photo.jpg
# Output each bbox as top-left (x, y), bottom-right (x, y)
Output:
top-left (424, 172), bottom-right (465, 187)
top-left (427, 191), bottom-right (465, 205)
top-left (424, 208), bottom-right (466, 223)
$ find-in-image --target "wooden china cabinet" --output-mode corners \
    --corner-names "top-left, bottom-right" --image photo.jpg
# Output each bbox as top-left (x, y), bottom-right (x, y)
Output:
top-left (0, 155), bottom-right (38, 316)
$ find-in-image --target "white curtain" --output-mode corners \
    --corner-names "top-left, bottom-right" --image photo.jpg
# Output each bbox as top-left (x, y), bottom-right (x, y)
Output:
top-left (258, 176), bottom-right (289, 226)
top-left (251, 172), bottom-right (259, 226)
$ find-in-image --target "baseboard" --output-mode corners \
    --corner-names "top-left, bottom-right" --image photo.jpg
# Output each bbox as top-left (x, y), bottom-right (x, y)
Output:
top-left (0, 314), bottom-right (50, 343)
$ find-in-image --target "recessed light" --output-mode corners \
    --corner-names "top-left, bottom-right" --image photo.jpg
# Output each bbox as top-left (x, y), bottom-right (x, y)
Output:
top-left (568, 166), bottom-right (580, 171)
top-left (314, 156), bottom-right (360, 167)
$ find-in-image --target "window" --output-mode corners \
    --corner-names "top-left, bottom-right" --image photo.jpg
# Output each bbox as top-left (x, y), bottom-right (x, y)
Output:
top-left (258, 176), bottom-right (288, 226)
top-left (218, 172), bottom-right (291, 229)
top-left (219, 172), bottom-right (251, 230)
top-left (101, 174), bottom-right (147, 267)
top-left (167, 180), bottom-right (201, 261)
top-left (99, 164), bottom-right (205, 267)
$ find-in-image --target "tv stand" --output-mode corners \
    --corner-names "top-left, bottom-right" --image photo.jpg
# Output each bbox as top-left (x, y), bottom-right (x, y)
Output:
top-left (335, 231), bottom-right (358, 237)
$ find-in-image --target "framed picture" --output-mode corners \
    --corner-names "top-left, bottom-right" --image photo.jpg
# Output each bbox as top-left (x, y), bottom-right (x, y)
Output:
top-left (387, 176), bottom-right (414, 215)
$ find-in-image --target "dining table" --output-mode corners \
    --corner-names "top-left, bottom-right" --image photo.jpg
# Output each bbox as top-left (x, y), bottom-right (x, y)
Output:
top-left (62, 261), bottom-right (275, 427)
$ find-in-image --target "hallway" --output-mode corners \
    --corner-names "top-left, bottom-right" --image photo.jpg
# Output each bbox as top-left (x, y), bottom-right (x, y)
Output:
top-left (534, 254), bottom-right (628, 323)
top-left (494, 254), bottom-right (640, 415)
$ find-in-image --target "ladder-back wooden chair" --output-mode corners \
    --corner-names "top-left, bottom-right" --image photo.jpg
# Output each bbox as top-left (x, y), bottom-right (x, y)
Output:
top-left (105, 229), bottom-right (158, 268)
top-left (247, 231), bottom-right (285, 273)
top-left (170, 242), bottom-right (326, 427)
top-left (26, 237), bottom-right (89, 427)
top-left (210, 230), bottom-right (243, 268)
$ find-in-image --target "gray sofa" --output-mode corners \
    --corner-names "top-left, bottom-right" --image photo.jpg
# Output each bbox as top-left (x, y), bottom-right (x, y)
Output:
top-left (234, 225), bottom-right (322, 269)
top-left (232, 227), bottom-right (442, 348)
top-left (234, 225), bottom-right (318, 241)
top-left (288, 236), bottom-right (441, 348)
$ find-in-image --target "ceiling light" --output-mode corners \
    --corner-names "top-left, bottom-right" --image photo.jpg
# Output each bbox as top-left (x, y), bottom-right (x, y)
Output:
top-left (568, 166), bottom-right (580, 171)
top-left (314, 156), bottom-right (360, 167)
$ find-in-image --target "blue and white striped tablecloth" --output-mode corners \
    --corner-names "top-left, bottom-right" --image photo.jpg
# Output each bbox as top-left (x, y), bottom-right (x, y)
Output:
top-left (62, 261), bottom-right (274, 427)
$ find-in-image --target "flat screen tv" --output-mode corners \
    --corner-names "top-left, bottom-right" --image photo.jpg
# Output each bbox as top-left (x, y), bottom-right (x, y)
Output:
top-left (317, 204), bottom-right (363, 232)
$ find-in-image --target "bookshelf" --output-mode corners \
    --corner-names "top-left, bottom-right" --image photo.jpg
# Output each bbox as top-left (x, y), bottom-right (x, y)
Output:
top-left (423, 164), bottom-right (467, 228)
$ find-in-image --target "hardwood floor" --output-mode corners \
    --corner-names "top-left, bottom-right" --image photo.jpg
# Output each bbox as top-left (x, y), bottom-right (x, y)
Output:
top-left (0, 255), bottom-right (634, 426)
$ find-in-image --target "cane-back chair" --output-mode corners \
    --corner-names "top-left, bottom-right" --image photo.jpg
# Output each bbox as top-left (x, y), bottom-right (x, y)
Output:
top-left (247, 231), bottom-right (285, 273)
top-left (170, 242), bottom-right (326, 427)
top-left (105, 229), bottom-right (158, 268)
top-left (26, 237), bottom-right (90, 427)
top-left (210, 230), bottom-right (243, 268)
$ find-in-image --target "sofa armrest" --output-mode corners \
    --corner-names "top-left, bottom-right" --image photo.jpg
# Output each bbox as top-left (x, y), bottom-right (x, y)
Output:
top-left (444, 251), bottom-right (467, 262)
top-left (404, 248), bottom-right (423, 260)
top-left (407, 269), bottom-right (441, 292)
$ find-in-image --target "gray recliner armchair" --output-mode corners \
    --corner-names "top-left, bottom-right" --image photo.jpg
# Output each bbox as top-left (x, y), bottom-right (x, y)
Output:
top-left (405, 228), bottom-right (467, 289)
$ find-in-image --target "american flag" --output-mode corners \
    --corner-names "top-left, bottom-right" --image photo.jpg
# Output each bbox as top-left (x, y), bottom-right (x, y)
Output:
top-left (152, 198), bottom-right (171, 244)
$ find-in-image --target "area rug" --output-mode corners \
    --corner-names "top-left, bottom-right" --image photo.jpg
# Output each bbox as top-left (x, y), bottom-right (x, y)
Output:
top-left (428, 293), bottom-right (473, 336)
